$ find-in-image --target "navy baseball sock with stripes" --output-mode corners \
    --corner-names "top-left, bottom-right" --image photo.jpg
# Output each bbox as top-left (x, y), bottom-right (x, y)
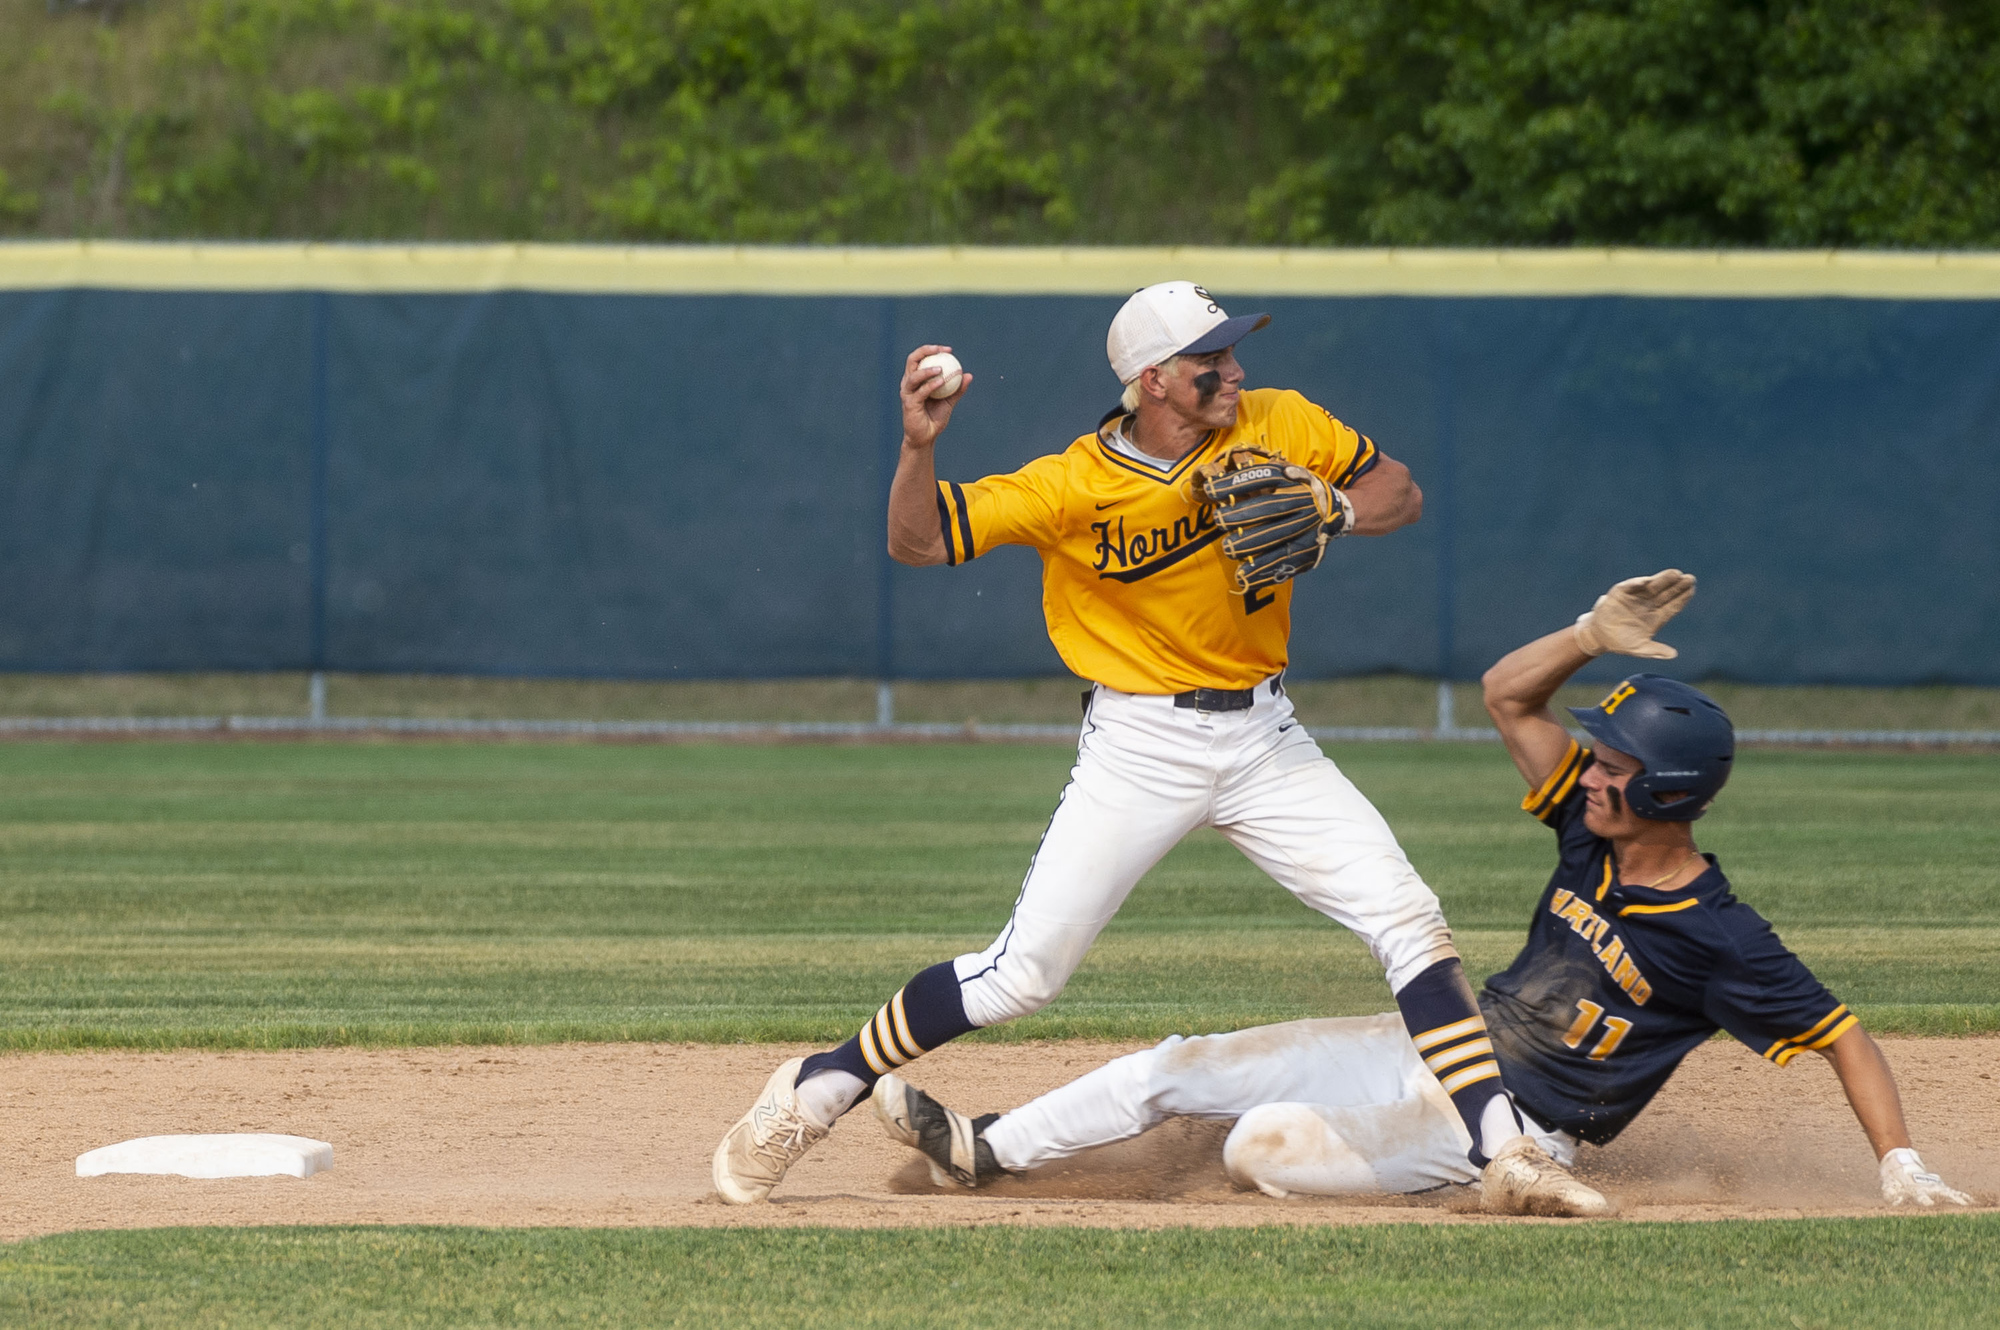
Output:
top-left (796, 961), bottom-right (977, 1112)
top-left (1395, 957), bottom-right (1522, 1166)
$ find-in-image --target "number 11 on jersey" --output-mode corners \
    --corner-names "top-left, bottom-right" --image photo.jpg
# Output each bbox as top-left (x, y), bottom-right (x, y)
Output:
top-left (1561, 1000), bottom-right (1634, 1061)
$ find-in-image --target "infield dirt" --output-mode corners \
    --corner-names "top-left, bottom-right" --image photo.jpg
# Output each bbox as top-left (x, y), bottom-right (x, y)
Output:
top-left (3, 1036), bottom-right (1993, 1240)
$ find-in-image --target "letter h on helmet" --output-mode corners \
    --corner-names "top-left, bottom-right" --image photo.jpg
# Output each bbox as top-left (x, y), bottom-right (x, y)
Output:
top-left (1568, 675), bottom-right (1735, 821)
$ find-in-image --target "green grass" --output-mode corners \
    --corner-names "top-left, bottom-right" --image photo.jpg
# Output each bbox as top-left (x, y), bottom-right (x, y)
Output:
top-left (3, 1219), bottom-right (1997, 1328)
top-left (0, 741), bottom-right (1993, 1047)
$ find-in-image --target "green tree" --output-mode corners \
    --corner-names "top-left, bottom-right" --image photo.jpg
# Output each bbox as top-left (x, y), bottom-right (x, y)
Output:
top-left (3, 0), bottom-right (1998, 244)
top-left (1249, 0), bottom-right (2000, 245)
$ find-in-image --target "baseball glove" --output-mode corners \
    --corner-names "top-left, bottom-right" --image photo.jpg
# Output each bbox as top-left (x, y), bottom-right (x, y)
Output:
top-left (1193, 445), bottom-right (1353, 593)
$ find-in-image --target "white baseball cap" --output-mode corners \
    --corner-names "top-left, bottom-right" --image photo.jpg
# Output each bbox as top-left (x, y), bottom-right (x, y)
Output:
top-left (1107, 281), bottom-right (1270, 385)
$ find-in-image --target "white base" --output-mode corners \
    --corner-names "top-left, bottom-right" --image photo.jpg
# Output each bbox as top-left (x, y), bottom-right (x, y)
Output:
top-left (76, 1133), bottom-right (333, 1179)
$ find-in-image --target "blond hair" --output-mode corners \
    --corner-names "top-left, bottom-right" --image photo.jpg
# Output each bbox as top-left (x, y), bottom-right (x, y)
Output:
top-left (1120, 355), bottom-right (1186, 414)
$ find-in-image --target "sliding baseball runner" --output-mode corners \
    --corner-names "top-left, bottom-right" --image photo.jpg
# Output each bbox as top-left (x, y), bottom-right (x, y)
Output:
top-left (873, 572), bottom-right (1972, 1211)
top-left (715, 281), bottom-right (1608, 1216)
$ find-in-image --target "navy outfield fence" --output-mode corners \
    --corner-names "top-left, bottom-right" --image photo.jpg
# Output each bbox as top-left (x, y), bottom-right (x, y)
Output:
top-left (1, 244), bottom-right (1998, 698)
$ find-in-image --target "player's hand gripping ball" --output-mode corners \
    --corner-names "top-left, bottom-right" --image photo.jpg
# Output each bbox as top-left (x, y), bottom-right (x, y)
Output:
top-left (917, 352), bottom-right (964, 399)
top-left (1194, 445), bottom-right (1353, 593)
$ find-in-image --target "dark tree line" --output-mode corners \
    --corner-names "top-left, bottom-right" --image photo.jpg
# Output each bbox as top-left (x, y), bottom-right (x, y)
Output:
top-left (6, 0), bottom-right (1997, 244)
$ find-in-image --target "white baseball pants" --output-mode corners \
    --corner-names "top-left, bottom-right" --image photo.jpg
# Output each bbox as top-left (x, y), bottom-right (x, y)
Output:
top-left (982, 1014), bottom-right (1576, 1196)
top-left (950, 679), bottom-right (1460, 1028)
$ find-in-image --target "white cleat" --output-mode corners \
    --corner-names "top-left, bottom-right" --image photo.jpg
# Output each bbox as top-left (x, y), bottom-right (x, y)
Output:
top-left (872, 1073), bottom-right (925, 1146)
top-left (712, 1056), bottom-right (829, 1205)
top-left (1480, 1136), bottom-right (1616, 1217)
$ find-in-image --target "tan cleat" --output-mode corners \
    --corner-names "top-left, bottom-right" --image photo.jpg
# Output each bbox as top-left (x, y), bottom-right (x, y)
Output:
top-left (712, 1056), bottom-right (829, 1204)
top-left (1480, 1136), bottom-right (1617, 1217)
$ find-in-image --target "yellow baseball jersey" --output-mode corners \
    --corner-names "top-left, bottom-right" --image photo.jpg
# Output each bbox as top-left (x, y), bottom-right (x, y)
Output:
top-left (935, 387), bottom-right (1379, 694)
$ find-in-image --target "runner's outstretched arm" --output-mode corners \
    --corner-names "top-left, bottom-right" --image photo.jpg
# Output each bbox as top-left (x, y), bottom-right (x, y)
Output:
top-left (1819, 1025), bottom-right (1910, 1156)
top-left (1821, 1025), bottom-right (1973, 1206)
top-left (1481, 627), bottom-right (1590, 790)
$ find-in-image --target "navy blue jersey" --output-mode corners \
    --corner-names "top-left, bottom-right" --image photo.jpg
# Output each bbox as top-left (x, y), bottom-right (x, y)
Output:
top-left (1478, 742), bottom-right (1854, 1145)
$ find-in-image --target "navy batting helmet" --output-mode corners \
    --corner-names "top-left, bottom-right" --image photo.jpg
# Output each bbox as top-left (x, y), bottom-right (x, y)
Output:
top-left (1567, 675), bottom-right (1734, 821)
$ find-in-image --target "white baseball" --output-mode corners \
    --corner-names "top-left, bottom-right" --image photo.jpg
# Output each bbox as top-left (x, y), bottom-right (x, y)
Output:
top-left (918, 351), bottom-right (964, 399)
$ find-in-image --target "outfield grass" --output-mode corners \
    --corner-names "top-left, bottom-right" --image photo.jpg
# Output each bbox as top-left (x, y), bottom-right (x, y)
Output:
top-left (3, 1219), bottom-right (1996, 1328)
top-left (0, 741), bottom-right (1992, 1048)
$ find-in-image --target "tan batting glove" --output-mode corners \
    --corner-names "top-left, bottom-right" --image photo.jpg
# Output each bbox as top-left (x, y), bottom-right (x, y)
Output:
top-left (1879, 1148), bottom-right (1973, 1207)
top-left (1573, 569), bottom-right (1697, 659)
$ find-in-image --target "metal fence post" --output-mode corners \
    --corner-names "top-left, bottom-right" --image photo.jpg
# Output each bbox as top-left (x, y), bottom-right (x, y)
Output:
top-left (875, 297), bottom-right (899, 729)
top-left (308, 291), bottom-right (331, 722)
top-left (1433, 304), bottom-right (1457, 737)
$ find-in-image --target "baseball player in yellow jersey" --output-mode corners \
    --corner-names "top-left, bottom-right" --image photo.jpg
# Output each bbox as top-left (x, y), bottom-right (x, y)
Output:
top-left (714, 281), bottom-right (1607, 1215)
